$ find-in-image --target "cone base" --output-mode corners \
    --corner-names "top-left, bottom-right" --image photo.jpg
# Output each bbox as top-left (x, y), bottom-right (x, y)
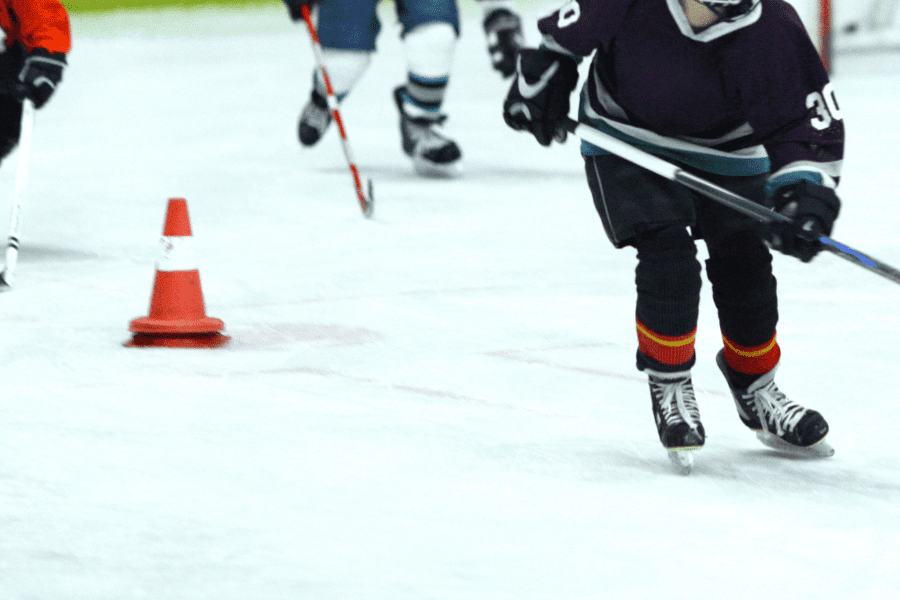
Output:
top-left (129, 316), bottom-right (225, 335)
top-left (124, 332), bottom-right (231, 348)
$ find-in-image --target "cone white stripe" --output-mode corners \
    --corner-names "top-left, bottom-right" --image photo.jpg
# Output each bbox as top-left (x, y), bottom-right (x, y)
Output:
top-left (156, 235), bottom-right (197, 272)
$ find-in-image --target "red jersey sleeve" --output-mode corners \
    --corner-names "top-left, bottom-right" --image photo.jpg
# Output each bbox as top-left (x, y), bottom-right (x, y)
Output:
top-left (2, 0), bottom-right (72, 55)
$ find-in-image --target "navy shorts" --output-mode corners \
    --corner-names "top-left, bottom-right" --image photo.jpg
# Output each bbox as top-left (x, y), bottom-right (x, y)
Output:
top-left (316, 0), bottom-right (460, 51)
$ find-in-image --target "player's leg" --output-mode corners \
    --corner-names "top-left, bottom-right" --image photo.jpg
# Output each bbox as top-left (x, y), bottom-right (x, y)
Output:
top-left (394, 0), bottom-right (461, 176)
top-left (699, 189), bottom-right (832, 455)
top-left (297, 0), bottom-right (378, 146)
top-left (633, 225), bottom-right (706, 454)
top-left (585, 154), bottom-right (705, 470)
top-left (0, 99), bottom-right (22, 165)
top-left (0, 43), bottom-right (24, 164)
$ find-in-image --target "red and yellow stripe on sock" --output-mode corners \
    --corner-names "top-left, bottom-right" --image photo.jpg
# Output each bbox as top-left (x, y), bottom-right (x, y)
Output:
top-left (636, 320), bottom-right (696, 367)
top-left (721, 332), bottom-right (780, 375)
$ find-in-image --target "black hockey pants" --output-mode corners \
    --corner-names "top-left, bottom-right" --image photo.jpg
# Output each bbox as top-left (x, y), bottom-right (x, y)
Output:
top-left (0, 43), bottom-right (26, 163)
top-left (584, 153), bottom-right (779, 373)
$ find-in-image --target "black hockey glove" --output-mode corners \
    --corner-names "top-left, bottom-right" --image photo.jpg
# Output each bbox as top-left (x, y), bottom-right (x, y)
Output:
top-left (503, 48), bottom-right (579, 146)
top-left (283, 0), bottom-right (316, 21)
top-left (767, 180), bottom-right (841, 262)
top-left (483, 8), bottom-right (524, 78)
top-left (18, 49), bottom-right (66, 109)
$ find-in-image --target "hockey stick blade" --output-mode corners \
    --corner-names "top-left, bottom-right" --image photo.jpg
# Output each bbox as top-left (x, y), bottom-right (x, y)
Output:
top-left (566, 118), bottom-right (900, 287)
top-left (362, 178), bottom-right (374, 218)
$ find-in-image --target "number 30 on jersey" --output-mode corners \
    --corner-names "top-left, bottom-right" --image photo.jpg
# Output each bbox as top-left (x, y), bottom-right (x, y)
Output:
top-left (807, 83), bottom-right (842, 130)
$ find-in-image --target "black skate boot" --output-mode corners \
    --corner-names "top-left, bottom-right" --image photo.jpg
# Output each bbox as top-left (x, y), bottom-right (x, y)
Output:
top-left (298, 89), bottom-right (332, 147)
top-left (393, 86), bottom-right (461, 177)
top-left (647, 369), bottom-right (705, 474)
top-left (715, 350), bottom-right (834, 457)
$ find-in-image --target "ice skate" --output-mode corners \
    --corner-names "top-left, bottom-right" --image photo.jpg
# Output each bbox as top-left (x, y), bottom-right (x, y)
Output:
top-left (298, 89), bottom-right (332, 147)
top-left (647, 369), bottom-right (705, 474)
top-left (394, 86), bottom-right (461, 177)
top-left (716, 350), bottom-right (834, 457)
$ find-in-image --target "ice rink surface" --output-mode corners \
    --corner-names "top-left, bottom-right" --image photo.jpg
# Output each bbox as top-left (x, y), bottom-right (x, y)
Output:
top-left (1, 3), bottom-right (899, 599)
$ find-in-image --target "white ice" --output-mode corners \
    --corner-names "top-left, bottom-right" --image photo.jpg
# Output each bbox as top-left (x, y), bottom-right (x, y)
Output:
top-left (1, 4), bottom-right (899, 599)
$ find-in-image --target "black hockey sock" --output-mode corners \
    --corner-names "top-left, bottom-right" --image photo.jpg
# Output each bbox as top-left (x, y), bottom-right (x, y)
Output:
top-left (705, 230), bottom-right (779, 378)
top-left (633, 226), bottom-right (702, 372)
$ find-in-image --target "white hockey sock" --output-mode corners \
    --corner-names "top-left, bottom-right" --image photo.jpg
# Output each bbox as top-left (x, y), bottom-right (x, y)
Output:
top-left (313, 49), bottom-right (372, 99)
top-left (402, 22), bottom-right (456, 114)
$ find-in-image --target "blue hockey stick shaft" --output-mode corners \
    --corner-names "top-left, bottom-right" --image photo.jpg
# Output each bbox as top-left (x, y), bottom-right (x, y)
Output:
top-left (566, 118), bottom-right (900, 286)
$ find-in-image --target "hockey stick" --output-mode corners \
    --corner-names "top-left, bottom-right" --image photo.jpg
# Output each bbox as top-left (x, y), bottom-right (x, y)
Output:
top-left (565, 118), bottom-right (900, 286)
top-left (300, 3), bottom-right (374, 219)
top-left (0, 99), bottom-right (36, 291)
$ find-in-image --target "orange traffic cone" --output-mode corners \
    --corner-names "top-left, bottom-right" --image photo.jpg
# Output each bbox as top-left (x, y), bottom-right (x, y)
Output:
top-left (125, 198), bottom-right (230, 348)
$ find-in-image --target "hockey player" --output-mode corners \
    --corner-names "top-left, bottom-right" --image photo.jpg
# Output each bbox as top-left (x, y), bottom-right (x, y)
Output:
top-left (503, 0), bottom-right (842, 471)
top-left (0, 0), bottom-right (69, 164)
top-left (283, 0), bottom-right (524, 177)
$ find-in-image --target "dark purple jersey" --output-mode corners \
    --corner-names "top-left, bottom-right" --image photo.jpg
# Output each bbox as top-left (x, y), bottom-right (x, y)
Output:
top-left (538, 0), bottom-right (843, 192)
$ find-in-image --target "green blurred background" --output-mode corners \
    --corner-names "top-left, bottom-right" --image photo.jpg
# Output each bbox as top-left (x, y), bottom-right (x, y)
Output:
top-left (62, 1), bottom-right (278, 12)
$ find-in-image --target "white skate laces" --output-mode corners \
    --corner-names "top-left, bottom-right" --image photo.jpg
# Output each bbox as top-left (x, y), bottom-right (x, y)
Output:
top-left (298, 96), bottom-right (332, 146)
top-left (404, 117), bottom-right (454, 155)
top-left (647, 369), bottom-right (705, 474)
top-left (649, 372), bottom-right (702, 431)
top-left (302, 102), bottom-right (330, 132)
top-left (743, 378), bottom-right (806, 438)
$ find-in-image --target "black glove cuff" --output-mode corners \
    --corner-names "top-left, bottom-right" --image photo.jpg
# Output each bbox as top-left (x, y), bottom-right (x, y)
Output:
top-left (25, 47), bottom-right (67, 65)
top-left (772, 180), bottom-right (841, 222)
top-left (284, 0), bottom-right (312, 21)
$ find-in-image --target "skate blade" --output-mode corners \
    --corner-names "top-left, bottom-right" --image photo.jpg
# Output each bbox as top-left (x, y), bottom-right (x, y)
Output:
top-left (412, 156), bottom-right (461, 179)
top-left (757, 432), bottom-right (835, 458)
top-left (667, 448), bottom-right (696, 475)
